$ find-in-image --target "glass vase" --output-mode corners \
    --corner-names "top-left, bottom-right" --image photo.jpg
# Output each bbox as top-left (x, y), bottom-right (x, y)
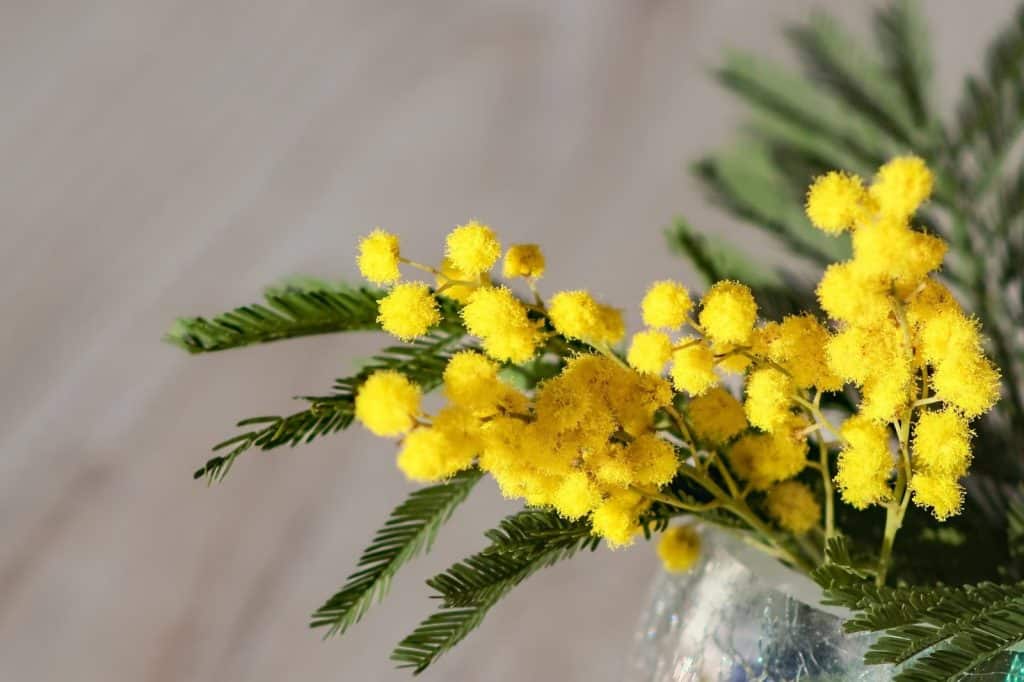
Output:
top-left (624, 528), bottom-right (1023, 681)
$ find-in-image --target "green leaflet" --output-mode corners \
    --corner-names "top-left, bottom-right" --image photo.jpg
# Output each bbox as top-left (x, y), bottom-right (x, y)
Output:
top-left (194, 323), bottom-right (467, 482)
top-left (310, 469), bottom-right (482, 637)
top-left (167, 282), bottom-right (384, 353)
top-left (391, 511), bottom-right (599, 674)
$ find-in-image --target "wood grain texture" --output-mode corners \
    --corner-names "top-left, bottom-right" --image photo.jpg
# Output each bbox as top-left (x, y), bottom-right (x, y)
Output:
top-left (0, 1), bottom-right (1014, 679)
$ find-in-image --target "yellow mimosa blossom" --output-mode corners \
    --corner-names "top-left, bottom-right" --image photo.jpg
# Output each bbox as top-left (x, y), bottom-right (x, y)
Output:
top-left (442, 350), bottom-right (526, 417)
top-left (503, 243), bottom-right (546, 279)
top-left (931, 353), bottom-right (1001, 418)
top-left (445, 220), bottom-right (501, 276)
top-left (805, 170), bottom-right (870, 234)
top-left (913, 409), bottom-right (972, 478)
top-left (624, 434), bottom-right (679, 486)
top-left (461, 286), bottom-right (542, 363)
top-left (852, 217), bottom-right (946, 286)
top-left (816, 262), bottom-right (893, 325)
top-left (859, 369), bottom-right (913, 423)
top-left (641, 280), bottom-right (693, 330)
top-left (834, 417), bottom-right (892, 510)
top-left (698, 280), bottom-right (758, 345)
top-left (765, 481), bottom-right (821, 534)
top-left (910, 473), bottom-right (964, 521)
top-left (591, 489), bottom-right (649, 548)
top-left (919, 309), bottom-right (983, 366)
top-left (727, 424), bottom-right (808, 490)
top-left (552, 472), bottom-right (602, 520)
top-left (669, 341), bottom-right (718, 395)
top-left (377, 282), bottom-right (441, 340)
top-left (356, 228), bottom-right (402, 284)
top-left (763, 315), bottom-right (843, 391)
top-left (744, 367), bottom-right (794, 433)
top-left (355, 370), bottom-right (422, 437)
top-left (870, 155), bottom-right (934, 219)
top-left (548, 290), bottom-right (619, 344)
top-left (687, 387), bottom-right (748, 444)
top-left (627, 330), bottom-right (672, 375)
top-left (906, 279), bottom-right (961, 330)
top-left (657, 525), bottom-right (702, 572)
top-left (396, 406), bottom-right (477, 482)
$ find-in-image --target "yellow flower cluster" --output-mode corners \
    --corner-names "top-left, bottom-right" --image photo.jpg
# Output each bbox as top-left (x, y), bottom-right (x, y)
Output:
top-left (351, 157), bottom-right (1001, 569)
top-left (356, 350), bottom-right (677, 547)
top-left (806, 156), bottom-right (999, 519)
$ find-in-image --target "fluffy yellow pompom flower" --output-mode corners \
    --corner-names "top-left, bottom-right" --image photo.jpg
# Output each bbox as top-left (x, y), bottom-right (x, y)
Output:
top-left (727, 427), bottom-right (808, 491)
top-left (852, 218), bottom-right (946, 286)
top-left (805, 171), bottom-right (870, 234)
top-left (687, 387), bottom-right (748, 444)
top-left (913, 409), bottom-right (972, 478)
top-left (356, 229), bottom-right (402, 284)
top-left (551, 472), bottom-right (602, 520)
top-left (627, 330), bottom-right (672, 375)
top-left (910, 473), bottom-right (964, 521)
top-left (461, 286), bottom-right (542, 363)
top-left (816, 262), bottom-right (893, 325)
top-left (744, 367), bottom-right (794, 433)
top-left (870, 155), bottom-right (933, 219)
top-left (396, 407), bottom-right (477, 483)
top-left (765, 481), bottom-right (821, 534)
top-left (548, 290), bottom-right (622, 344)
top-left (834, 417), bottom-right (892, 509)
top-left (396, 428), bottom-right (449, 482)
top-left (377, 282), bottom-right (441, 340)
top-left (445, 220), bottom-right (501, 276)
top-left (906, 279), bottom-right (961, 330)
top-left (931, 353), bottom-right (1001, 418)
top-left (442, 350), bottom-right (526, 417)
top-left (503, 243), bottom-right (546, 279)
top-left (657, 525), bottom-right (701, 573)
top-left (698, 280), bottom-right (758, 345)
top-left (765, 315), bottom-right (843, 391)
top-left (859, 365), bottom-right (913, 423)
top-left (354, 370), bottom-right (422, 437)
top-left (669, 341), bottom-right (718, 395)
top-left (920, 309), bottom-right (982, 366)
top-left (624, 434), bottom-right (679, 486)
top-left (436, 257), bottom-right (477, 303)
top-left (641, 280), bottom-right (693, 330)
top-left (591, 490), bottom-right (648, 548)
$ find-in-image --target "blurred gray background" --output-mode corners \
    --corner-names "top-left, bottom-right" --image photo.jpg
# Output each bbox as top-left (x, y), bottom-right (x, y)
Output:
top-left (1, 1), bottom-right (1015, 680)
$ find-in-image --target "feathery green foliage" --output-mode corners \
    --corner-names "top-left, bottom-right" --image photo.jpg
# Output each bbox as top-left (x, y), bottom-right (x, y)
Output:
top-left (391, 511), bottom-right (599, 674)
top-left (167, 282), bottom-right (384, 353)
top-left (814, 537), bottom-right (1024, 680)
top-left (310, 469), bottom-right (482, 637)
top-left (194, 323), bottom-right (467, 482)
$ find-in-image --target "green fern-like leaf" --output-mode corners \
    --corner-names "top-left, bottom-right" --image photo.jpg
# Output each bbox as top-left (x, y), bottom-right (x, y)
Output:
top-left (166, 282), bottom-right (384, 353)
top-left (193, 324), bottom-right (468, 482)
top-left (390, 511), bottom-right (598, 674)
top-left (310, 469), bottom-right (482, 637)
top-left (874, 0), bottom-right (933, 126)
top-left (814, 536), bottom-right (1024, 680)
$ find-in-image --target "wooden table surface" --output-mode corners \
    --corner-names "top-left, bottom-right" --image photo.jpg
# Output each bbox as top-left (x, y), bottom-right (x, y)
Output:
top-left (0, 1), bottom-right (1010, 680)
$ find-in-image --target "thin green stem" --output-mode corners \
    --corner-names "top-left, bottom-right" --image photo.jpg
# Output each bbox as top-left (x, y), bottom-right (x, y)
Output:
top-left (400, 257), bottom-right (441, 275)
